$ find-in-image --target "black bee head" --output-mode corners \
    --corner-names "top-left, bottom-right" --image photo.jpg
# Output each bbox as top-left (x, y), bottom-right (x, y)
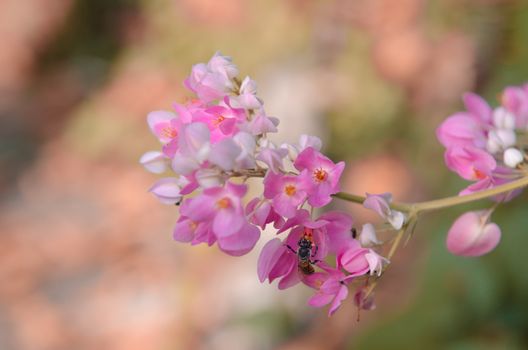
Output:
top-left (298, 238), bottom-right (312, 248)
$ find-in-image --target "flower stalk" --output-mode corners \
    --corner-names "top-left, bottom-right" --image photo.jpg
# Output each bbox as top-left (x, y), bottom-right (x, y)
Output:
top-left (334, 175), bottom-right (528, 214)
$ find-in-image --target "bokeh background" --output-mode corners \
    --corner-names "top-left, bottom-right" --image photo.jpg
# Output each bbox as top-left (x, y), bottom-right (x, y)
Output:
top-left (1, 0), bottom-right (528, 349)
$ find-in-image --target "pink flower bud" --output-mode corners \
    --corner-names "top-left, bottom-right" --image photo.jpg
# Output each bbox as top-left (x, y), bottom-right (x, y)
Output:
top-left (446, 211), bottom-right (501, 257)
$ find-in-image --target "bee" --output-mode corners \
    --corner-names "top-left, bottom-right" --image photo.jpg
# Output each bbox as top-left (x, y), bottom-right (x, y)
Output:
top-left (286, 228), bottom-right (319, 275)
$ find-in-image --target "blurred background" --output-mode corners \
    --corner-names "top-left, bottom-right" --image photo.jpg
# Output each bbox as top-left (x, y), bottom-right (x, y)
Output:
top-left (1, 0), bottom-right (528, 349)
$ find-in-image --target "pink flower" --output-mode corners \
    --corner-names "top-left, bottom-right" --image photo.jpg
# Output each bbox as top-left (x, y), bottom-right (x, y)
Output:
top-left (174, 186), bottom-right (260, 256)
top-left (184, 182), bottom-right (247, 236)
top-left (247, 111), bottom-right (279, 135)
top-left (139, 151), bottom-right (168, 174)
top-left (338, 245), bottom-right (370, 277)
top-left (446, 211), bottom-right (501, 257)
top-left (444, 146), bottom-right (496, 181)
top-left (257, 237), bottom-right (300, 289)
top-left (256, 145), bottom-right (288, 173)
top-left (294, 147), bottom-right (345, 207)
top-left (263, 172), bottom-right (308, 218)
top-left (304, 263), bottom-right (353, 317)
top-left (173, 199), bottom-right (215, 245)
top-left (282, 134), bottom-right (323, 161)
top-left (207, 132), bottom-right (257, 171)
top-left (436, 112), bottom-right (487, 149)
top-left (173, 215), bottom-right (215, 246)
top-left (229, 76), bottom-right (262, 110)
top-left (364, 250), bottom-right (389, 276)
top-left (196, 104), bottom-right (246, 142)
top-left (147, 110), bottom-right (185, 157)
top-left (171, 123), bottom-right (211, 175)
top-left (358, 223), bottom-right (381, 247)
top-left (363, 193), bottom-right (405, 229)
top-left (278, 209), bottom-right (355, 258)
top-left (184, 52), bottom-right (238, 102)
top-left (502, 85), bottom-right (528, 128)
top-left (148, 177), bottom-right (187, 205)
top-left (463, 92), bottom-right (493, 124)
top-left (459, 167), bottom-right (522, 202)
top-left (246, 198), bottom-right (284, 230)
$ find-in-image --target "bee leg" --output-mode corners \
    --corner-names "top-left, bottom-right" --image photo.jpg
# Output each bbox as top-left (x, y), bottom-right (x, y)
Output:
top-left (311, 245), bottom-right (318, 258)
top-left (285, 244), bottom-right (297, 255)
top-left (310, 259), bottom-right (321, 265)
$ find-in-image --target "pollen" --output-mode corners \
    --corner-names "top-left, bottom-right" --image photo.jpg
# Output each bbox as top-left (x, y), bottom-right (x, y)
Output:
top-left (213, 115), bottom-right (226, 126)
top-left (284, 184), bottom-right (296, 196)
top-left (216, 197), bottom-right (231, 209)
top-left (188, 221), bottom-right (198, 231)
top-left (473, 168), bottom-right (486, 180)
top-left (161, 126), bottom-right (178, 139)
top-left (313, 168), bottom-right (328, 182)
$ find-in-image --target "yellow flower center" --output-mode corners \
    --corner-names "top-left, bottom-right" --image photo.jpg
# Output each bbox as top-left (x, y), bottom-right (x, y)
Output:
top-left (216, 197), bottom-right (230, 209)
top-left (473, 168), bottom-right (486, 180)
top-left (213, 115), bottom-right (226, 127)
top-left (161, 126), bottom-right (178, 139)
top-left (284, 184), bottom-right (296, 196)
top-left (313, 168), bottom-right (328, 182)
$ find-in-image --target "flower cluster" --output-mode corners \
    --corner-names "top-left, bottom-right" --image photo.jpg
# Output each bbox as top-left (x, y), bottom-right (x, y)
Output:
top-left (437, 84), bottom-right (528, 256)
top-left (140, 53), bottom-right (393, 316)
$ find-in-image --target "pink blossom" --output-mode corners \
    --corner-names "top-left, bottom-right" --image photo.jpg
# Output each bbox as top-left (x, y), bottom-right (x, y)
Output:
top-left (246, 198), bottom-right (284, 230)
top-left (276, 210), bottom-right (356, 267)
top-left (147, 110), bottom-right (186, 157)
top-left (247, 111), bottom-right (279, 135)
top-left (282, 134), bottom-right (323, 161)
top-left (364, 250), bottom-right (389, 276)
top-left (173, 214), bottom-right (215, 246)
top-left (363, 193), bottom-right (405, 229)
top-left (257, 237), bottom-right (300, 289)
top-left (459, 167), bottom-right (522, 203)
top-left (338, 245), bottom-right (370, 277)
top-left (263, 172), bottom-right (308, 218)
top-left (196, 104), bottom-right (246, 142)
top-left (139, 151), bottom-right (168, 174)
top-left (184, 182), bottom-right (248, 237)
top-left (446, 211), bottom-right (501, 257)
top-left (216, 222), bottom-right (260, 256)
top-left (294, 147), bottom-right (345, 207)
top-left (359, 223), bottom-right (381, 247)
top-left (171, 123), bottom-right (211, 175)
top-left (502, 85), bottom-right (528, 128)
top-left (258, 212), bottom-right (352, 290)
top-left (174, 185), bottom-right (260, 256)
top-left (256, 146), bottom-right (287, 173)
top-left (444, 146), bottom-right (496, 181)
top-left (436, 112), bottom-right (487, 149)
top-left (304, 264), bottom-right (353, 316)
top-left (229, 76), bottom-right (262, 110)
top-left (148, 177), bottom-right (187, 205)
top-left (463, 92), bottom-right (493, 124)
top-left (184, 53), bottom-right (238, 102)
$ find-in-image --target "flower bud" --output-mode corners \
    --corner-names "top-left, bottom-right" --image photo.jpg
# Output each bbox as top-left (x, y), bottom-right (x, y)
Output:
top-left (359, 223), bottom-right (381, 247)
top-left (503, 147), bottom-right (524, 168)
top-left (148, 177), bottom-right (183, 205)
top-left (493, 107), bottom-right (516, 130)
top-left (486, 129), bottom-right (516, 154)
top-left (446, 211), bottom-right (501, 257)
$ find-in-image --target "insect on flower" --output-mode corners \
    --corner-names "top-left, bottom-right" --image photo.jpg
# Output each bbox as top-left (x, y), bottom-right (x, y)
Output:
top-left (287, 228), bottom-right (320, 275)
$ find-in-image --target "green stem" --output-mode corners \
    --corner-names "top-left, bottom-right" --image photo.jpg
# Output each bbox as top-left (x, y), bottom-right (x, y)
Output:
top-left (333, 176), bottom-right (528, 213)
top-left (332, 192), bottom-right (412, 212)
